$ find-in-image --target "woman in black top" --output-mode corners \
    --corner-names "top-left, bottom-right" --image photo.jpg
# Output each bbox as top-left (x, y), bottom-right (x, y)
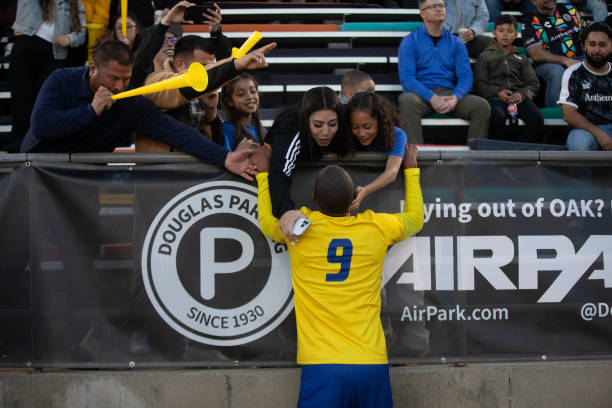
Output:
top-left (267, 86), bottom-right (347, 241)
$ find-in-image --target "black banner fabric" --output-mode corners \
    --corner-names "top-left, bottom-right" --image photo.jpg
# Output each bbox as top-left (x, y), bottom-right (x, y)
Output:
top-left (1, 160), bottom-right (611, 367)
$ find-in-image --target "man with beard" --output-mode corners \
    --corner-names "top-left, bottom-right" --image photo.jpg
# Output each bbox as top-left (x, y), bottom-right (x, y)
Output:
top-left (559, 23), bottom-right (612, 151)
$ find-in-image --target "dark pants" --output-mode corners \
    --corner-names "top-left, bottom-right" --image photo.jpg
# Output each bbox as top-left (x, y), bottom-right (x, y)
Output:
top-left (398, 89), bottom-right (491, 144)
top-left (488, 99), bottom-right (544, 143)
top-left (464, 35), bottom-right (493, 59)
top-left (7, 35), bottom-right (62, 152)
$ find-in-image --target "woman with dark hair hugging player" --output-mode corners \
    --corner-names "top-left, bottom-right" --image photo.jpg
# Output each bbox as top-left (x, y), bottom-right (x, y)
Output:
top-left (267, 86), bottom-right (348, 242)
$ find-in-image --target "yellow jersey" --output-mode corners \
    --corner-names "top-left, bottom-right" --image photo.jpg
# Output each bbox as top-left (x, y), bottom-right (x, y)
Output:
top-left (257, 169), bottom-right (423, 364)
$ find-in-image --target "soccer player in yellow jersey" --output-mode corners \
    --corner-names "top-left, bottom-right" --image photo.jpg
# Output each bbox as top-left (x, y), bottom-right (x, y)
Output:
top-left (253, 143), bottom-right (423, 407)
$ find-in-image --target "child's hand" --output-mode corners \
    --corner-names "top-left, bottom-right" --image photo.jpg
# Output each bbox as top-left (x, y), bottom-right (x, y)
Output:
top-left (509, 93), bottom-right (523, 104)
top-left (349, 186), bottom-right (367, 213)
top-left (235, 137), bottom-right (259, 152)
top-left (497, 89), bottom-right (512, 103)
top-left (199, 91), bottom-right (219, 122)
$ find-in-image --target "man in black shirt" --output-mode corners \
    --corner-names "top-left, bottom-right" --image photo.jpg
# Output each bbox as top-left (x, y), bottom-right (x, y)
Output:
top-left (559, 23), bottom-right (612, 151)
top-left (522, 0), bottom-right (586, 107)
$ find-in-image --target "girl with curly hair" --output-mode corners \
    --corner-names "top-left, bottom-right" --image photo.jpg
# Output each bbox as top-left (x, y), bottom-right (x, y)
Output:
top-left (345, 91), bottom-right (408, 212)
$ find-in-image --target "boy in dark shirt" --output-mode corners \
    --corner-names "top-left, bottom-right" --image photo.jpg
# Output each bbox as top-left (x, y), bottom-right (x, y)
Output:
top-left (474, 15), bottom-right (544, 143)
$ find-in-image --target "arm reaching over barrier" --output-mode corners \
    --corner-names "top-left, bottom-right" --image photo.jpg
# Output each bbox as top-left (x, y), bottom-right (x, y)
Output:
top-left (21, 40), bottom-right (259, 182)
top-left (225, 148), bottom-right (257, 181)
top-left (345, 92), bottom-right (406, 213)
top-left (396, 144), bottom-right (424, 241)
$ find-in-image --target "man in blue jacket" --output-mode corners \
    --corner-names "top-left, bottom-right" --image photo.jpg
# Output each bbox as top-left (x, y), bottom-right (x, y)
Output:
top-left (397, 0), bottom-right (490, 144)
top-left (20, 40), bottom-right (272, 180)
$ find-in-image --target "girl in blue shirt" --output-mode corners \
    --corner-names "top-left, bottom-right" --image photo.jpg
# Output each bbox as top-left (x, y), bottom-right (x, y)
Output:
top-left (345, 91), bottom-right (408, 212)
top-left (221, 73), bottom-right (266, 151)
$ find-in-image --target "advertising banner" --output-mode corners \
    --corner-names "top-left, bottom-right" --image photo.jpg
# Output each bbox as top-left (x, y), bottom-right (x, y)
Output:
top-left (0, 159), bottom-right (611, 367)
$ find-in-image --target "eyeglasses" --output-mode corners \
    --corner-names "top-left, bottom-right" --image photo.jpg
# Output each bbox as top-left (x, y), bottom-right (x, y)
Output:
top-left (421, 3), bottom-right (446, 10)
top-left (115, 24), bottom-right (137, 31)
top-left (163, 36), bottom-right (179, 45)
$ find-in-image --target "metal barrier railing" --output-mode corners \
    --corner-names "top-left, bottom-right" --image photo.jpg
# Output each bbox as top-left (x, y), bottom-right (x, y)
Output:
top-left (1, 151), bottom-right (611, 166)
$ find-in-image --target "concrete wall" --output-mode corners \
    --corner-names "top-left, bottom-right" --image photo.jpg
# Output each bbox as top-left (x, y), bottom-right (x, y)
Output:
top-left (1, 361), bottom-right (611, 408)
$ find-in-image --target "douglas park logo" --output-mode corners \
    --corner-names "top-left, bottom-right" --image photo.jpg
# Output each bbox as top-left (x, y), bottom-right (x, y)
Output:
top-left (142, 181), bottom-right (293, 346)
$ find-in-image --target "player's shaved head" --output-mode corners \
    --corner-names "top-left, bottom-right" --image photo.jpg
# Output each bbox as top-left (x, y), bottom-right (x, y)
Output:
top-left (314, 165), bottom-right (354, 216)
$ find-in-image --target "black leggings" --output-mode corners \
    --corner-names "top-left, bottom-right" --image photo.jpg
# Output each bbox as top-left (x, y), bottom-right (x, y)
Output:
top-left (7, 35), bottom-right (63, 152)
top-left (488, 98), bottom-right (545, 143)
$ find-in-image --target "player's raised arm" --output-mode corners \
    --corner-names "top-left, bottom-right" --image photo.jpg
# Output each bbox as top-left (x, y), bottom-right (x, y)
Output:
top-left (398, 144), bottom-right (424, 240)
top-left (253, 145), bottom-right (288, 244)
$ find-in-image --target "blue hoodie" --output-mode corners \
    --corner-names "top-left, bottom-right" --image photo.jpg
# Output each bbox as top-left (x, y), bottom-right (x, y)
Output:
top-left (398, 24), bottom-right (473, 103)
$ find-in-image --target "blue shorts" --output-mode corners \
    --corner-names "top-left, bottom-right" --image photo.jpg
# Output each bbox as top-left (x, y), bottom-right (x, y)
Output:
top-left (298, 364), bottom-right (392, 408)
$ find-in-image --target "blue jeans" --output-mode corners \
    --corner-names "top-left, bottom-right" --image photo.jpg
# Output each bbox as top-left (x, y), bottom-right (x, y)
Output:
top-left (535, 63), bottom-right (567, 108)
top-left (566, 124), bottom-right (612, 151)
top-left (558, 0), bottom-right (608, 22)
top-left (485, 0), bottom-right (536, 21)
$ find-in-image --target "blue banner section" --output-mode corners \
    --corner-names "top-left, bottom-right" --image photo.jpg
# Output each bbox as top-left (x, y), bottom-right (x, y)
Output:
top-left (0, 159), bottom-right (611, 367)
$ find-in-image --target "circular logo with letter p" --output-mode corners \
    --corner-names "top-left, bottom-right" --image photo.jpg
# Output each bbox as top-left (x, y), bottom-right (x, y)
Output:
top-left (142, 181), bottom-right (293, 346)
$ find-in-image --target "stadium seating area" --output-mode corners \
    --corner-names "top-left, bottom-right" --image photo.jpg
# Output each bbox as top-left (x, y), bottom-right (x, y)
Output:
top-left (200, 3), bottom-right (576, 145)
top-left (0, 1), bottom-right (610, 149)
top-left (0, 35), bottom-right (9, 141)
